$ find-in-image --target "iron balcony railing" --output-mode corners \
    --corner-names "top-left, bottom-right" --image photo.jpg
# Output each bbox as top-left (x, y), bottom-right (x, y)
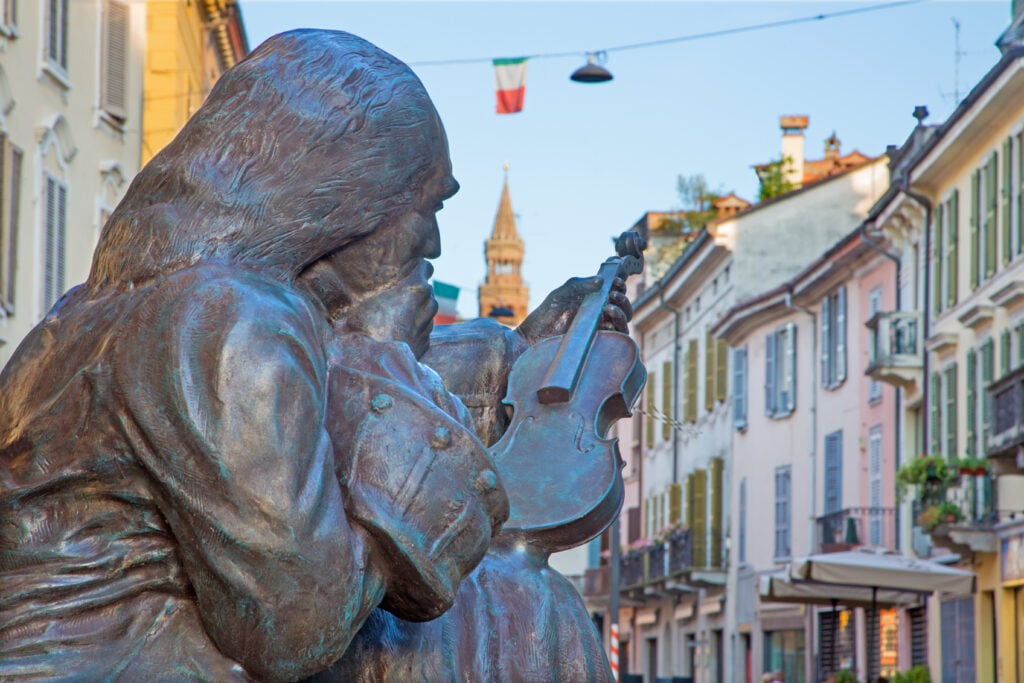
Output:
top-left (583, 529), bottom-right (693, 596)
top-left (866, 311), bottom-right (921, 381)
top-left (988, 365), bottom-right (1024, 457)
top-left (815, 506), bottom-right (896, 554)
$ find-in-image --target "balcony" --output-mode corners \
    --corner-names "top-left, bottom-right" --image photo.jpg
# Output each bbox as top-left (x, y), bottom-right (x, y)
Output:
top-left (987, 366), bottom-right (1024, 468)
top-left (815, 507), bottom-right (895, 554)
top-left (582, 529), bottom-right (693, 598)
top-left (865, 311), bottom-right (922, 389)
top-left (921, 473), bottom-right (998, 556)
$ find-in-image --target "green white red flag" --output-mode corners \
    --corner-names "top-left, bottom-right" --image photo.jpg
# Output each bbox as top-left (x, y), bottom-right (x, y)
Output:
top-left (493, 57), bottom-right (527, 114)
top-left (432, 280), bottom-right (460, 325)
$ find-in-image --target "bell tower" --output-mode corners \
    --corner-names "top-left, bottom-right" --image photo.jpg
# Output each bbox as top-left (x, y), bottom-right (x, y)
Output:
top-left (479, 166), bottom-right (528, 326)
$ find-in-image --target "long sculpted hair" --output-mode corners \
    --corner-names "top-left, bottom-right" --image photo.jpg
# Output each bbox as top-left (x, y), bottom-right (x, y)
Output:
top-left (88, 29), bottom-right (444, 291)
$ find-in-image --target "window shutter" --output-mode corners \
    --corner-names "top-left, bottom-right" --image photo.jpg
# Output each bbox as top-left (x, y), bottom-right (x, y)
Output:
top-left (661, 360), bottom-right (672, 441)
top-left (44, 176), bottom-right (56, 311)
top-left (986, 153), bottom-right (998, 278)
top-left (820, 293), bottom-right (831, 384)
top-left (836, 287), bottom-right (847, 383)
top-left (704, 331), bottom-right (715, 412)
top-left (645, 374), bottom-right (655, 448)
top-left (56, 183), bottom-right (66, 298)
top-left (101, 0), bottom-right (129, 121)
top-left (970, 169), bottom-right (980, 289)
top-left (685, 473), bottom-right (694, 533)
top-left (982, 339), bottom-right (994, 440)
top-left (627, 506), bottom-right (640, 544)
top-left (824, 431), bottom-right (843, 514)
top-left (47, 0), bottom-right (59, 63)
top-left (0, 133), bottom-right (6, 308)
top-left (929, 372), bottom-right (941, 455)
top-left (933, 205), bottom-right (943, 316)
top-left (59, 0), bottom-right (68, 69)
top-left (1018, 132), bottom-right (1024, 256)
top-left (785, 322), bottom-right (797, 413)
top-left (643, 496), bottom-right (650, 539)
top-left (1004, 138), bottom-right (1012, 265)
top-left (966, 349), bottom-right (977, 458)
top-left (685, 339), bottom-right (698, 422)
top-left (765, 332), bottom-right (777, 416)
top-left (4, 144), bottom-right (20, 311)
top-left (1002, 329), bottom-right (1012, 377)
top-left (709, 457), bottom-right (723, 568)
top-left (947, 191), bottom-right (959, 307)
top-left (715, 338), bottom-right (727, 403)
top-left (1018, 321), bottom-right (1024, 369)
top-left (733, 346), bottom-right (747, 429)
top-left (945, 363), bottom-right (958, 458)
top-left (669, 482), bottom-right (682, 525)
top-left (692, 468), bottom-right (707, 567)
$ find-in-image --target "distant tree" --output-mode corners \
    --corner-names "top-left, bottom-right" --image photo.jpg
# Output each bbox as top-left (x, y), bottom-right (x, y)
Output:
top-left (658, 173), bottom-right (724, 234)
top-left (757, 156), bottom-right (796, 202)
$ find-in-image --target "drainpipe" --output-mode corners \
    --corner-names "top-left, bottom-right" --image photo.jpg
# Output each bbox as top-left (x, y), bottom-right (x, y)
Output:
top-left (860, 223), bottom-right (904, 549)
top-left (657, 292), bottom-right (683, 484)
top-left (785, 289), bottom-right (817, 555)
top-left (901, 183), bottom-right (933, 445)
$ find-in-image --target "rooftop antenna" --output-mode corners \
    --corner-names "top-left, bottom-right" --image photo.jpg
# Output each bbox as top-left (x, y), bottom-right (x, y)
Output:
top-left (952, 18), bottom-right (964, 105)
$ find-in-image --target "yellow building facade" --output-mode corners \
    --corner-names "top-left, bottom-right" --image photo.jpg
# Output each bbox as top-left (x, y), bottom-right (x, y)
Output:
top-left (479, 174), bottom-right (529, 326)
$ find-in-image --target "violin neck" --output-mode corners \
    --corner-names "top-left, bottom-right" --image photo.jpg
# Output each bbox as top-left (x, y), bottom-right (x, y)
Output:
top-left (536, 261), bottom-right (620, 405)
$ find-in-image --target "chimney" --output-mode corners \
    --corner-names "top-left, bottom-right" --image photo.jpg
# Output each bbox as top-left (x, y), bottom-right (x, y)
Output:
top-left (779, 115), bottom-right (808, 189)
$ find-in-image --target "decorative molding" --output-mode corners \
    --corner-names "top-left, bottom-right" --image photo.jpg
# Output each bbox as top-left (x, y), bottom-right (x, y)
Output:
top-left (991, 280), bottom-right (1024, 311)
top-left (925, 332), bottom-right (958, 356)
top-left (35, 114), bottom-right (77, 164)
top-left (957, 303), bottom-right (996, 331)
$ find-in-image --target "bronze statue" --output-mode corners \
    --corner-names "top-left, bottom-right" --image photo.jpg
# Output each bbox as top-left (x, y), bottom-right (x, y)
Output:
top-left (0, 30), bottom-right (643, 682)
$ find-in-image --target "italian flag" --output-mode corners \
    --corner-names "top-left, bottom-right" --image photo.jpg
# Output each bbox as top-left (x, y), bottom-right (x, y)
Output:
top-left (432, 280), bottom-right (460, 325)
top-left (493, 57), bottom-right (527, 114)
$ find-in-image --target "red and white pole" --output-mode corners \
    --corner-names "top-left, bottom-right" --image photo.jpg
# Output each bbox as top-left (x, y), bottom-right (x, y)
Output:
top-left (610, 622), bottom-right (619, 681)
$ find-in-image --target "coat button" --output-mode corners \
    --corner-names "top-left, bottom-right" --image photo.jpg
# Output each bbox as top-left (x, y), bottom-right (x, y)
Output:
top-left (370, 393), bottom-right (393, 413)
top-left (475, 469), bottom-right (498, 493)
top-left (430, 426), bottom-right (452, 449)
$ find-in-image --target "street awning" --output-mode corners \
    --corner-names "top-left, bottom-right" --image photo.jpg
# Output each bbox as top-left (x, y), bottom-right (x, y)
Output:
top-left (759, 572), bottom-right (923, 609)
top-left (791, 546), bottom-right (976, 596)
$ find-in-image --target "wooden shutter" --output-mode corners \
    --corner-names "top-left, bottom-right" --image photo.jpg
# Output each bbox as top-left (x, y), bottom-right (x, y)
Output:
top-left (704, 331), bottom-right (715, 412)
top-left (685, 339), bottom-right (698, 423)
top-left (966, 349), bottom-right (977, 458)
top-left (784, 323), bottom-right (797, 413)
top-left (986, 153), bottom-right (998, 278)
top-left (824, 431), bottom-right (843, 514)
top-left (775, 467), bottom-right (790, 558)
top-left (627, 506), bottom-right (641, 544)
top-left (3, 143), bottom-right (20, 311)
top-left (932, 205), bottom-right (943, 316)
top-left (709, 457), bottom-right (723, 568)
top-left (1004, 137), bottom-right (1012, 264)
top-left (56, 183), bottom-right (66, 298)
top-left (669, 482), bottom-right (682, 524)
top-left (715, 338), bottom-right (727, 403)
top-left (982, 339), bottom-right (994, 439)
top-left (821, 293), bottom-right (831, 384)
top-left (44, 176), bottom-right (57, 311)
top-left (661, 360), bottom-right (672, 441)
top-left (947, 191), bottom-right (959, 307)
top-left (1002, 329), bottom-right (1012, 376)
top-left (929, 372), bottom-right (941, 455)
top-left (691, 469), bottom-right (707, 567)
top-left (732, 346), bottom-right (747, 429)
top-left (765, 332), bottom-right (777, 416)
top-left (1018, 132), bottom-right (1024, 256)
top-left (645, 374), bottom-right (655, 448)
top-left (971, 169), bottom-right (980, 289)
top-left (909, 606), bottom-right (928, 666)
top-left (945, 362), bottom-right (958, 458)
top-left (101, 0), bottom-right (129, 121)
top-left (836, 287), bottom-right (846, 383)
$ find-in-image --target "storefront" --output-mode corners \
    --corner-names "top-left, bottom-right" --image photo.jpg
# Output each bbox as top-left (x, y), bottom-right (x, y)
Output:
top-left (1000, 522), bottom-right (1024, 683)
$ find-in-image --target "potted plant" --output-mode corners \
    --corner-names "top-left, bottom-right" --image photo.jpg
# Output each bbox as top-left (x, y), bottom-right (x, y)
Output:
top-left (834, 669), bottom-right (860, 683)
top-left (896, 454), bottom-right (957, 502)
top-left (892, 664), bottom-right (931, 683)
top-left (955, 455), bottom-right (989, 477)
top-left (916, 501), bottom-right (963, 531)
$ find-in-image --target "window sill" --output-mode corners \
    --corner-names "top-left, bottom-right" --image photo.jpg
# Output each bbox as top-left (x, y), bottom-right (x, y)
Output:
top-left (824, 378), bottom-right (846, 392)
top-left (41, 62), bottom-right (70, 91)
top-left (768, 410), bottom-right (795, 421)
top-left (0, 23), bottom-right (17, 40)
top-left (97, 110), bottom-right (127, 136)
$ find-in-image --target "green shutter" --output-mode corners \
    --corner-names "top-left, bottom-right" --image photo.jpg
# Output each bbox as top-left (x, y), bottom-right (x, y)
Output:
top-left (710, 457), bottom-right (723, 569)
top-left (716, 338), bottom-right (728, 403)
top-left (971, 169), bottom-right (981, 289)
top-left (929, 371), bottom-right (942, 455)
top-left (982, 339), bottom-right (994, 440)
top-left (1018, 132), bottom-right (1024, 255)
top-left (1001, 329), bottom-right (1012, 377)
top-left (966, 350), bottom-right (977, 457)
top-left (933, 204), bottom-right (944, 316)
top-left (692, 469), bottom-right (707, 568)
top-left (645, 374), bottom-right (655, 448)
top-left (686, 339), bottom-right (698, 423)
top-left (947, 191), bottom-right (959, 307)
top-left (704, 331), bottom-right (715, 412)
top-left (945, 363), bottom-right (958, 459)
top-left (1004, 138), bottom-right (1013, 265)
top-left (685, 473), bottom-right (694, 532)
top-left (986, 153), bottom-right (998, 278)
top-left (662, 360), bottom-right (672, 441)
top-left (669, 482), bottom-right (682, 524)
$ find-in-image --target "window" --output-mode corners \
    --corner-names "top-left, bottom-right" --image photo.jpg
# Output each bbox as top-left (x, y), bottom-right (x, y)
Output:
top-left (738, 477), bottom-right (747, 565)
top-left (868, 426), bottom-right (883, 545)
top-left (823, 430), bottom-right (842, 515)
top-left (1, 0), bottom-right (16, 34)
top-left (774, 466), bottom-right (791, 560)
top-left (944, 363), bottom-right (958, 458)
top-left (710, 456), bottom-right (723, 569)
top-left (685, 338), bottom-right (698, 423)
top-left (868, 287), bottom-right (883, 402)
top-left (1003, 137), bottom-right (1013, 264)
top-left (929, 371), bottom-right (941, 455)
top-left (645, 369), bottom-right (656, 448)
top-left (1017, 131), bottom-right (1024, 257)
top-left (0, 132), bottom-right (23, 313)
top-left (100, 0), bottom-right (129, 122)
top-left (945, 191), bottom-right (959, 308)
top-left (821, 286), bottom-right (847, 388)
top-left (661, 360), bottom-right (672, 441)
top-left (1001, 329), bottom-right (1012, 377)
top-left (45, 0), bottom-right (69, 73)
top-left (688, 468), bottom-right (707, 567)
top-left (733, 345), bottom-right (748, 430)
top-left (765, 322), bottom-right (796, 418)
top-left (981, 339), bottom-right (994, 440)
top-left (966, 349), bottom-right (978, 458)
top-left (932, 200), bottom-right (943, 315)
top-left (42, 173), bottom-right (67, 313)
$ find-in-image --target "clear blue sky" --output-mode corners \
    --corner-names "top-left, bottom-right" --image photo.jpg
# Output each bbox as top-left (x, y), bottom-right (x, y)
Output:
top-left (240, 1), bottom-right (1010, 320)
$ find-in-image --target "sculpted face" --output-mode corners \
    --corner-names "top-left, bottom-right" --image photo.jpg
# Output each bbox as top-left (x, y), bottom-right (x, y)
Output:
top-left (304, 113), bottom-right (459, 358)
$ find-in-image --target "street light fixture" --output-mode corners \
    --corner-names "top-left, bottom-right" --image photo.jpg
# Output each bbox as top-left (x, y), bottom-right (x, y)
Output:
top-left (570, 52), bottom-right (613, 83)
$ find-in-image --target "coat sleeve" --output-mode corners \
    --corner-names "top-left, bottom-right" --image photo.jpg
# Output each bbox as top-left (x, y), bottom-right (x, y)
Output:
top-left (113, 271), bottom-right (386, 682)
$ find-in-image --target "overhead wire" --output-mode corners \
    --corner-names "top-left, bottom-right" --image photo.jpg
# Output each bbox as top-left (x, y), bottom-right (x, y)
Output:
top-left (407, 0), bottom-right (928, 67)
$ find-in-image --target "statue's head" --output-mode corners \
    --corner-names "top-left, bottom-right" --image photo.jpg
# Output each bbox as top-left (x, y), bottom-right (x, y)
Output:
top-left (88, 29), bottom-right (451, 293)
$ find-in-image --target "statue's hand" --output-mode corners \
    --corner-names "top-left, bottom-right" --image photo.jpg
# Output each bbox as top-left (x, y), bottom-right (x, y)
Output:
top-left (516, 276), bottom-right (632, 345)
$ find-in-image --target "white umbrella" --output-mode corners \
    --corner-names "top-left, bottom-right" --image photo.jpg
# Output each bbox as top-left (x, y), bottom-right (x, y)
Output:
top-left (759, 572), bottom-right (924, 609)
top-left (791, 546), bottom-right (976, 596)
